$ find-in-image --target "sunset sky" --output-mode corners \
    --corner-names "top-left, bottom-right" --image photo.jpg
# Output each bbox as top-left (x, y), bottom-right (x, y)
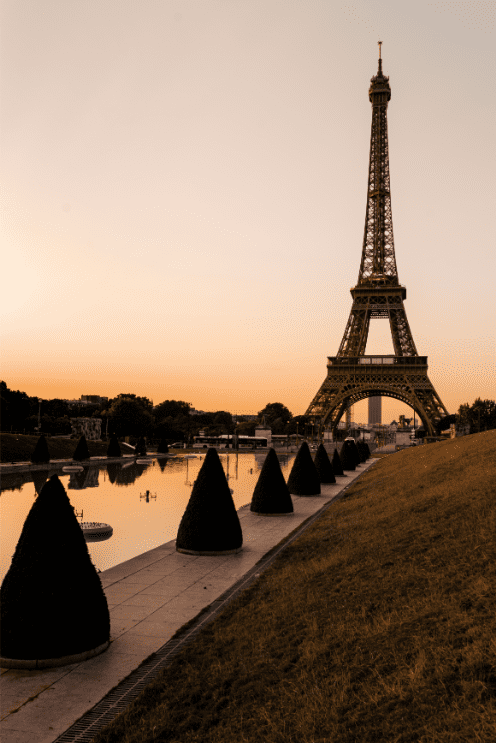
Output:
top-left (2, 0), bottom-right (495, 423)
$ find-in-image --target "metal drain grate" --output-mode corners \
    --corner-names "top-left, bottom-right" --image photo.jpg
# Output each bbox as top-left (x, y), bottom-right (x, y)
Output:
top-left (55, 468), bottom-right (372, 742)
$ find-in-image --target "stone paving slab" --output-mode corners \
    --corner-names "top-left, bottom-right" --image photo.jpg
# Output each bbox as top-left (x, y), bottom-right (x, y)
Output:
top-left (0, 459), bottom-right (377, 743)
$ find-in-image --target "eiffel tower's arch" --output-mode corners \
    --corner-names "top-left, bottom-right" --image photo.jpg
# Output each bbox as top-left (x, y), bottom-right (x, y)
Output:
top-left (318, 387), bottom-right (434, 435)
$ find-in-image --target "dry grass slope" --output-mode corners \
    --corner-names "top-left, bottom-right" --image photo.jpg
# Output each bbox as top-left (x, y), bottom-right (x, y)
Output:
top-left (92, 431), bottom-right (496, 743)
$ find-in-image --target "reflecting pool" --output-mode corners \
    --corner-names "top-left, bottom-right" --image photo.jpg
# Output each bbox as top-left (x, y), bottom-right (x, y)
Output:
top-left (0, 451), bottom-right (296, 584)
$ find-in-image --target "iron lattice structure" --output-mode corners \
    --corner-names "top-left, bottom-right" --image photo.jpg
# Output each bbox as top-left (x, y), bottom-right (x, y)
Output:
top-left (306, 47), bottom-right (448, 437)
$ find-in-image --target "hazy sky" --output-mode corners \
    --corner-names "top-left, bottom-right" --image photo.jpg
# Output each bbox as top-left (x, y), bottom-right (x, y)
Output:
top-left (2, 0), bottom-right (495, 422)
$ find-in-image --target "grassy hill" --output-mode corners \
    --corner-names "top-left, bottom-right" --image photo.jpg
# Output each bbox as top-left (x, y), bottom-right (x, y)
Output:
top-left (93, 430), bottom-right (496, 743)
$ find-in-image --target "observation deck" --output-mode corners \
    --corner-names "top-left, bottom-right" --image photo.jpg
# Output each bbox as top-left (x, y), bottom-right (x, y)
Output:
top-left (327, 355), bottom-right (428, 368)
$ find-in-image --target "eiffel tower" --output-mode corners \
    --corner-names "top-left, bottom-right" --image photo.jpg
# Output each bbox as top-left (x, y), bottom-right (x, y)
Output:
top-left (306, 44), bottom-right (449, 438)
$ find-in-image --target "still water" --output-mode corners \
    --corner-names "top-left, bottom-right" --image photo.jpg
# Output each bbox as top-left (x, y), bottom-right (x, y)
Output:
top-left (0, 452), bottom-right (296, 584)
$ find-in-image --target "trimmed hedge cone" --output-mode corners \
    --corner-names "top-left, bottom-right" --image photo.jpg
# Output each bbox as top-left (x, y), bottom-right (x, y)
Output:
top-left (250, 448), bottom-right (294, 515)
top-left (0, 475), bottom-right (110, 664)
top-left (106, 435), bottom-right (122, 457)
top-left (350, 439), bottom-right (362, 467)
top-left (135, 437), bottom-right (147, 456)
top-left (30, 434), bottom-right (50, 464)
top-left (340, 440), bottom-right (357, 471)
top-left (176, 448), bottom-right (243, 555)
top-left (332, 447), bottom-right (345, 476)
top-left (314, 444), bottom-right (336, 483)
top-left (364, 442), bottom-right (371, 458)
top-left (73, 435), bottom-right (90, 461)
top-left (287, 441), bottom-right (321, 496)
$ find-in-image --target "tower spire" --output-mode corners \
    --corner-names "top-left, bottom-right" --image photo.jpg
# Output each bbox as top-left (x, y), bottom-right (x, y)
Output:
top-left (378, 40), bottom-right (382, 74)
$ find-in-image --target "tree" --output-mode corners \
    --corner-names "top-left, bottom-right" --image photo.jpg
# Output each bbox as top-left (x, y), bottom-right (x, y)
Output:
top-left (314, 444), bottom-right (336, 483)
top-left (176, 448), bottom-right (243, 555)
top-left (0, 475), bottom-right (109, 661)
top-left (31, 435), bottom-right (50, 464)
top-left (250, 448), bottom-right (293, 515)
top-left (257, 403), bottom-right (293, 429)
top-left (287, 442), bottom-right (321, 496)
top-left (154, 400), bottom-right (192, 421)
top-left (73, 435), bottom-right (90, 461)
top-left (107, 397), bottom-right (154, 437)
top-left (436, 414), bottom-right (457, 434)
top-left (107, 435), bottom-right (122, 457)
top-left (340, 440), bottom-right (357, 471)
top-left (458, 399), bottom-right (496, 433)
top-left (135, 436), bottom-right (147, 456)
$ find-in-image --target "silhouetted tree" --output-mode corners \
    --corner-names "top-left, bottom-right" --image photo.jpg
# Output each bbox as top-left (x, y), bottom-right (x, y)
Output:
top-left (314, 444), bottom-right (336, 483)
top-left (332, 448), bottom-right (345, 476)
top-left (135, 437), bottom-right (147, 456)
top-left (250, 448), bottom-right (293, 515)
top-left (30, 435), bottom-right (50, 464)
top-left (340, 440), bottom-right (356, 471)
top-left (157, 439), bottom-right (169, 454)
top-left (176, 448), bottom-right (243, 554)
top-left (73, 435), bottom-right (90, 461)
top-left (287, 442), bottom-right (321, 496)
top-left (106, 435), bottom-right (122, 457)
top-left (0, 475), bottom-right (109, 660)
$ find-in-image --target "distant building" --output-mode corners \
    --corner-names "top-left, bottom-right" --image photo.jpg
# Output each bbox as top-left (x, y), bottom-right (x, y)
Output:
top-left (368, 396), bottom-right (382, 425)
top-left (80, 395), bottom-right (108, 404)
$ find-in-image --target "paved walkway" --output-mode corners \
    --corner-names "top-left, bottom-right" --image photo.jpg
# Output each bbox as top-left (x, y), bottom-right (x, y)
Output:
top-left (1, 458), bottom-right (377, 743)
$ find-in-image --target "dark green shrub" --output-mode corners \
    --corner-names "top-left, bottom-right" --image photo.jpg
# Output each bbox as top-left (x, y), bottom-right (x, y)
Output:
top-left (358, 440), bottom-right (369, 462)
top-left (287, 442), bottom-right (321, 496)
top-left (332, 447), bottom-right (345, 476)
top-left (135, 437), bottom-right (147, 456)
top-left (349, 439), bottom-right (361, 467)
top-left (176, 448), bottom-right (243, 554)
top-left (314, 444), bottom-right (336, 483)
top-left (364, 442), bottom-right (371, 458)
top-left (340, 440), bottom-right (357, 471)
top-left (30, 434), bottom-right (50, 464)
top-left (0, 475), bottom-right (110, 660)
top-left (72, 435), bottom-right (90, 461)
top-left (106, 435), bottom-right (122, 457)
top-left (250, 448), bottom-right (293, 514)
top-left (157, 439), bottom-right (169, 454)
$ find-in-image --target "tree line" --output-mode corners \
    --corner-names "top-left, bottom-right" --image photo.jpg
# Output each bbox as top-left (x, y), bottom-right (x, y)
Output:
top-left (2, 382), bottom-right (494, 442)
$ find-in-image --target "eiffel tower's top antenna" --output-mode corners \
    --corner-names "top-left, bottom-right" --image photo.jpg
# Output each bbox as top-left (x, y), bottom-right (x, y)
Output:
top-left (378, 41), bottom-right (382, 74)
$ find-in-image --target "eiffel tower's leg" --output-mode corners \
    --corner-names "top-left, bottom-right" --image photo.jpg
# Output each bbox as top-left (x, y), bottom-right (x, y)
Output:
top-left (337, 307), bottom-right (370, 357)
top-left (389, 307), bottom-right (418, 356)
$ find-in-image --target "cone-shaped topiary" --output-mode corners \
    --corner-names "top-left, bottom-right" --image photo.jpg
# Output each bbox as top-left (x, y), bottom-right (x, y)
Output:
top-left (340, 440), bottom-right (357, 471)
top-left (287, 441), bottom-right (321, 496)
top-left (349, 439), bottom-right (361, 467)
top-left (364, 442), bottom-right (371, 458)
top-left (176, 447), bottom-right (243, 554)
top-left (157, 439), bottom-right (169, 454)
top-left (73, 435), bottom-right (90, 461)
top-left (106, 463), bottom-right (119, 484)
top-left (332, 447), bottom-right (345, 476)
top-left (314, 444), bottom-right (336, 483)
top-left (358, 440), bottom-right (368, 463)
top-left (135, 437), bottom-right (147, 456)
top-left (0, 475), bottom-right (110, 661)
top-left (250, 448), bottom-right (293, 515)
top-left (106, 435), bottom-right (121, 457)
top-left (355, 440), bottom-right (366, 463)
top-left (30, 434), bottom-right (50, 464)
